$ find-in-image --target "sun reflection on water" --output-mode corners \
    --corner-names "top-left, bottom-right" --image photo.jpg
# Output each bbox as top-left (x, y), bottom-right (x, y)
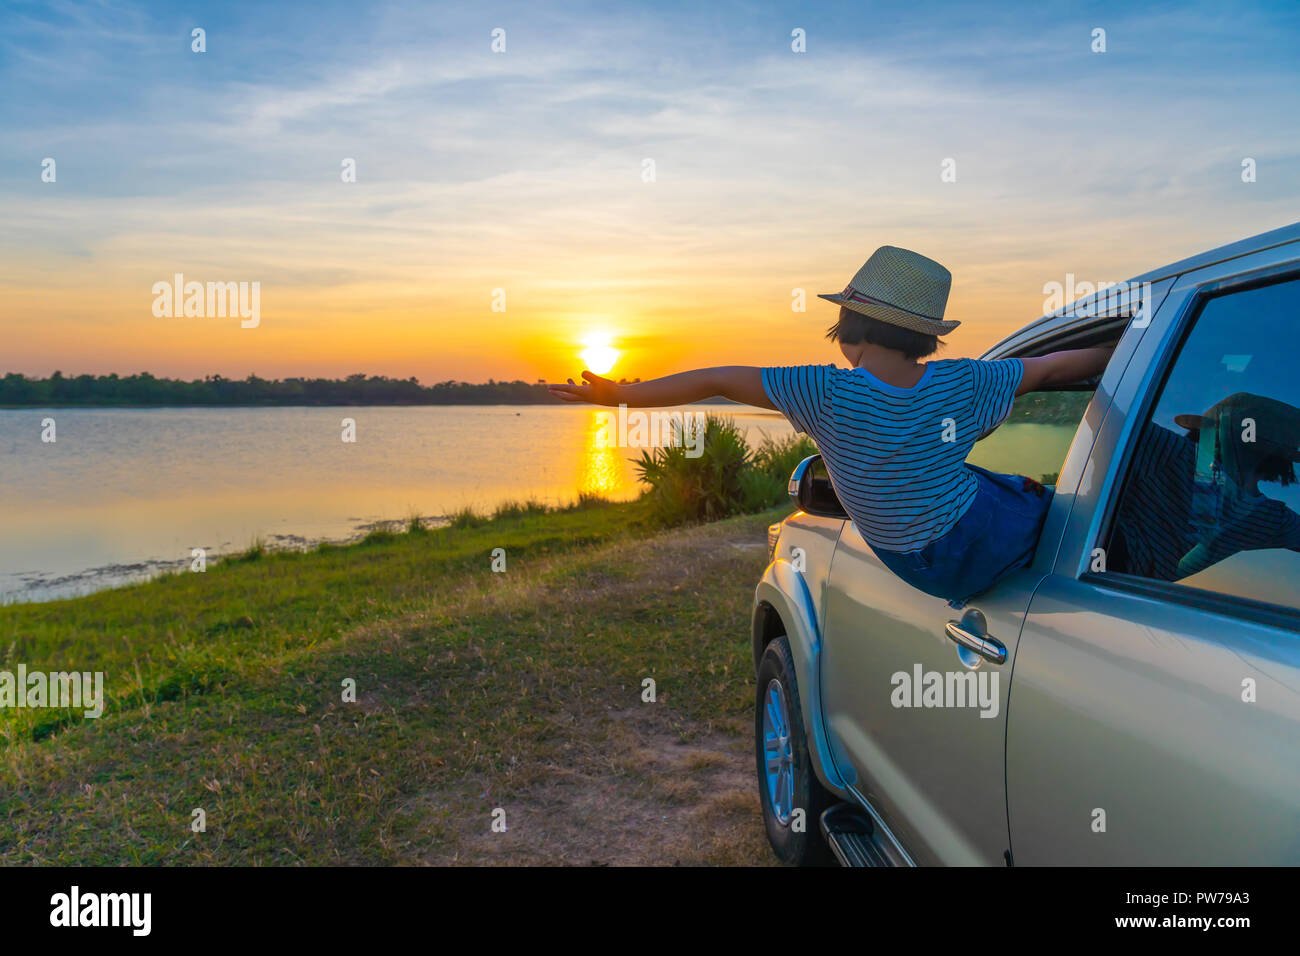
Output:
top-left (579, 409), bottom-right (632, 498)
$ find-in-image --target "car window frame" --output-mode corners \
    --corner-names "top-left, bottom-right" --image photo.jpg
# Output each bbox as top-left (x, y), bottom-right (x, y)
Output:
top-left (979, 294), bottom-right (1171, 582)
top-left (1081, 261), bottom-right (1300, 630)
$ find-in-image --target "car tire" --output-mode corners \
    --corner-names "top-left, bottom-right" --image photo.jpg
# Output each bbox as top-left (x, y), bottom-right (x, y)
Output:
top-left (755, 635), bottom-right (834, 866)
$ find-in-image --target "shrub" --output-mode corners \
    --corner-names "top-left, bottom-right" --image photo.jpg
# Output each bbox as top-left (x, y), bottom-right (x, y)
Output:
top-left (634, 414), bottom-right (813, 526)
top-left (565, 492), bottom-right (611, 511)
top-left (227, 538), bottom-right (266, 564)
top-left (361, 527), bottom-right (398, 546)
top-left (448, 507), bottom-right (487, 529)
top-left (492, 498), bottom-right (550, 520)
top-left (752, 431), bottom-right (819, 483)
top-left (744, 431), bottom-right (819, 510)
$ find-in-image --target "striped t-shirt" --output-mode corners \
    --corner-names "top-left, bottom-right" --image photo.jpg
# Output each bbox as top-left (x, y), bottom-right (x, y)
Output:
top-left (762, 358), bottom-right (1024, 552)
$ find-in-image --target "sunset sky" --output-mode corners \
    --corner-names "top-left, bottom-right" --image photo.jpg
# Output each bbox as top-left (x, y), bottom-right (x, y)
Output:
top-left (2, 0), bottom-right (1298, 384)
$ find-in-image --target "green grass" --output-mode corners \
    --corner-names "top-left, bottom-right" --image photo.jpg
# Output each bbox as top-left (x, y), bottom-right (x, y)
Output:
top-left (0, 501), bottom-right (640, 745)
top-left (0, 497), bottom-right (793, 865)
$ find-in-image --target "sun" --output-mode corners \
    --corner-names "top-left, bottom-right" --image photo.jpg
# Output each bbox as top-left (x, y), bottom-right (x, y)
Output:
top-left (579, 336), bottom-right (620, 376)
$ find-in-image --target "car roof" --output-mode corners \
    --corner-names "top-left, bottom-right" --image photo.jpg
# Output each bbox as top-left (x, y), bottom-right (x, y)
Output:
top-left (986, 221), bottom-right (1300, 357)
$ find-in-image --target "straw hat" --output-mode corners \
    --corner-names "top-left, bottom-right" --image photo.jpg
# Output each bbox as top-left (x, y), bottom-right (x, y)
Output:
top-left (819, 245), bottom-right (960, 335)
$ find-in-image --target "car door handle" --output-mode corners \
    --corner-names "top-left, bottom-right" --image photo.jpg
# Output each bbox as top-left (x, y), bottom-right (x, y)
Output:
top-left (944, 621), bottom-right (1007, 665)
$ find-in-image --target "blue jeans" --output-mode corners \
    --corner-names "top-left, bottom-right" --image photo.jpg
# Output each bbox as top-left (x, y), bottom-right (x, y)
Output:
top-left (872, 464), bottom-right (1053, 607)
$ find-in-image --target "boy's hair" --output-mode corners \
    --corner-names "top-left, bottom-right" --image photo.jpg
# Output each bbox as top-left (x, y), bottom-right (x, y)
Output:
top-left (825, 306), bottom-right (942, 360)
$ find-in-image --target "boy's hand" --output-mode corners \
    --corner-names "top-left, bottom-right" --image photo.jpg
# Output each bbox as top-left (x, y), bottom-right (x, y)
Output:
top-left (548, 370), bottom-right (622, 406)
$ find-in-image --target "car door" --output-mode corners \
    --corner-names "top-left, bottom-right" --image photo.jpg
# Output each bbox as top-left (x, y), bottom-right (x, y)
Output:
top-left (817, 305), bottom-right (1145, 866)
top-left (1007, 249), bottom-right (1300, 865)
top-left (821, 526), bottom-right (1043, 865)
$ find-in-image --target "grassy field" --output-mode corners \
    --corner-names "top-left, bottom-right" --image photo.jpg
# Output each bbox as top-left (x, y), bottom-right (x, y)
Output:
top-left (0, 498), bottom-right (791, 865)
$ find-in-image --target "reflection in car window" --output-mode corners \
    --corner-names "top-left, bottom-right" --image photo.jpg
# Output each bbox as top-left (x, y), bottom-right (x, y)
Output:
top-left (1105, 276), bottom-right (1300, 611)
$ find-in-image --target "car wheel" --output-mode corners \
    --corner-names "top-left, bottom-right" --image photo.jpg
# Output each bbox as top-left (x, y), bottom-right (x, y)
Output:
top-left (755, 635), bottom-right (834, 866)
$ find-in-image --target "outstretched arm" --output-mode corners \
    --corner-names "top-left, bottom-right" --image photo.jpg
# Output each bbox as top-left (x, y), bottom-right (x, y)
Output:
top-left (1016, 346), bottom-right (1115, 396)
top-left (549, 367), bottom-right (778, 409)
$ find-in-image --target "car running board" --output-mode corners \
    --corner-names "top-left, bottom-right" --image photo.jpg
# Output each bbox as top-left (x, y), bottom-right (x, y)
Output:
top-left (820, 803), bottom-right (898, 867)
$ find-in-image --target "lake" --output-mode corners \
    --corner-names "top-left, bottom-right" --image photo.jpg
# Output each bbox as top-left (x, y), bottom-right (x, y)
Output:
top-left (0, 405), bottom-right (795, 603)
top-left (0, 405), bottom-right (1080, 604)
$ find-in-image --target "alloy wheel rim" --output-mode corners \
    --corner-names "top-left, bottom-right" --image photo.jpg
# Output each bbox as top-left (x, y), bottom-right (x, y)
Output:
top-left (763, 678), bottom-right (795, 825)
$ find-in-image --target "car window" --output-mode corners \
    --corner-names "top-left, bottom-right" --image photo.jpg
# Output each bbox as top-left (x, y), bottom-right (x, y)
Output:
top-left (1101, 274), bottom-right (1300, 612)
top-left (965, 389), bottom-right (1093, 486)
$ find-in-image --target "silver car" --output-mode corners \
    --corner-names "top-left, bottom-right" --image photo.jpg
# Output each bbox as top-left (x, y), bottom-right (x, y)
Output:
top-left (753, 223), bottom-right (1300, 866)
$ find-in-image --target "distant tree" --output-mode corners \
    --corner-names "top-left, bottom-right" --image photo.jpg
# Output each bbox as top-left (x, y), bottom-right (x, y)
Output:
top-left (0, 371), bottom-right (568, 407)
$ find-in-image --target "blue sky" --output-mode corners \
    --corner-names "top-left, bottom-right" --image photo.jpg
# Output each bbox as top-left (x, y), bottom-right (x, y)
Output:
top-left (1, 0), bottom-right (1297, 381)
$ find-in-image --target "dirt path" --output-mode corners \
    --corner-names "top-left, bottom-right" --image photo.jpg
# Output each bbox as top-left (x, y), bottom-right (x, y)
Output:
top-left (442, 707), bottom-right (774, 866)
top-left (424, 520), bottom-right (780, 866)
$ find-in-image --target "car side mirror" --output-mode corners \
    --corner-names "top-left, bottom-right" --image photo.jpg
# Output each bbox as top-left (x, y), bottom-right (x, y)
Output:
top-left (789, 454), bottom-right (849, 519)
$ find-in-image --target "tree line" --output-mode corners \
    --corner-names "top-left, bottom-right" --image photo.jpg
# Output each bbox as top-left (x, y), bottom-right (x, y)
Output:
top-left (1, 370), bottom-right (1090, 416)
top-left (0, 371), bottom-right (576, 406)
